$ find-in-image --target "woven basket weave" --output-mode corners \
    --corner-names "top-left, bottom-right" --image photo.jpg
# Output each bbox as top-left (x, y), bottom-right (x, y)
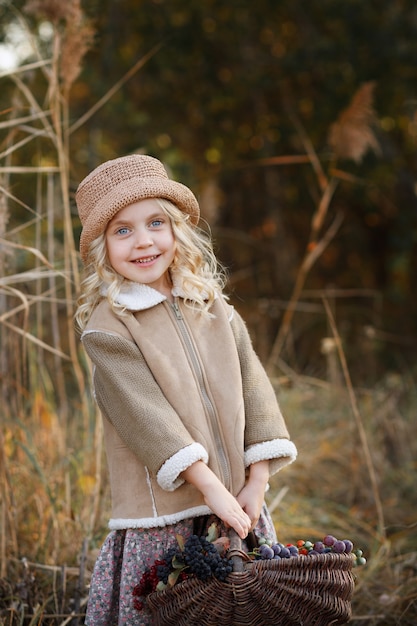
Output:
top-left (147, 531), bottom-right (355, 626)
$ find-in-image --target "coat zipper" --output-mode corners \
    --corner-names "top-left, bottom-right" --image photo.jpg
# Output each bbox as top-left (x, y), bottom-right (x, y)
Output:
top-left (170, 298), bottom-right (232, 491)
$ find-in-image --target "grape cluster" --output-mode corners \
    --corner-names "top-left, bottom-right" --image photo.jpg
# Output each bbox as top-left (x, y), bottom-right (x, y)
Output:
top-left (132, 561), bottom-right (164, 611)
top-left (254, 534), bottom-right (366, 567)
top-left (183, 534), bottom-right (233, 582)
top-left (133, 532), bottom-right (234, 612)
top-left (156, 547), bottom-right (179, 585)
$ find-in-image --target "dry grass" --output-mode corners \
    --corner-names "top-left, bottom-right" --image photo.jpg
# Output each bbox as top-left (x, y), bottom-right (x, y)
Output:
top-left (267, 377), bottom-right (417, 626)
top-left (1, 378), bottom-right (416, 624)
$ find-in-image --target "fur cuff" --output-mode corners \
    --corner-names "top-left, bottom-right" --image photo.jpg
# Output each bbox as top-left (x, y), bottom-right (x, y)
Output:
top-left (157, 443), bottom-right (209, 491)
top-left (244, 439), bottom-right (297, 475)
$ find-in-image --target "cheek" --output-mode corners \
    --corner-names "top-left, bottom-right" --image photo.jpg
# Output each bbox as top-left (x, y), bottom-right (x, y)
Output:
top-left (162, 230), bottom-right (176, 252)
top-left (105, 238), bottom-right (123, 267)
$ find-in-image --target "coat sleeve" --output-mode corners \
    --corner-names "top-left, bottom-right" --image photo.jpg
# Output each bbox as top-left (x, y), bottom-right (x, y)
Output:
top-left (82, 330), bottom-right (208, 490)
top-left (229, 308), bottom-right (297, 475)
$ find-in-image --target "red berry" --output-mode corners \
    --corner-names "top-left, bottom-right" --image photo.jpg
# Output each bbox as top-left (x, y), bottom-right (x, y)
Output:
top-left (134, 599), bottom-right (144, 611)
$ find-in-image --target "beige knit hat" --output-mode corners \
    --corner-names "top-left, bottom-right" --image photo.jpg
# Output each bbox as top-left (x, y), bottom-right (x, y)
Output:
top-left (76, 154), bottom-right (200, 264)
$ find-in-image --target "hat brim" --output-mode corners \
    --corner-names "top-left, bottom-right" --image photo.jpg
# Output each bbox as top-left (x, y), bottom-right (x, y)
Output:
top-left (79, 177), bottom-right (200, 264)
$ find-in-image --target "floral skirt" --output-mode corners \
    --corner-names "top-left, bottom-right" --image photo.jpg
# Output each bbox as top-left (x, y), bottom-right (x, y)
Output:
top-left (84, 506), bottom-right (276, 626)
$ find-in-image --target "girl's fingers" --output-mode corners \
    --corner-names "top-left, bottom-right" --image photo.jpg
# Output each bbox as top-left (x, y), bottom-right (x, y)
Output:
top-left (232, 513), bottom-right (251, 539)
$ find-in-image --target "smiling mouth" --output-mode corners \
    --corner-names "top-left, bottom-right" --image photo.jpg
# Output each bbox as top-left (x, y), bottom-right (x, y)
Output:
top-left (132, 255), bottom-right (159, 264)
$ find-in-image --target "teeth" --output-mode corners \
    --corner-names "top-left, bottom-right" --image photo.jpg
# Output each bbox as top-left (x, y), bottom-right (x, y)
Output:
top-left (135, 255), bottom-right (157, 263)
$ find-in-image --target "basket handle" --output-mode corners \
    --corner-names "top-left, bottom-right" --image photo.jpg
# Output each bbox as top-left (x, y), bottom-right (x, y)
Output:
top-left (228, 529), bottom-right (253, 572)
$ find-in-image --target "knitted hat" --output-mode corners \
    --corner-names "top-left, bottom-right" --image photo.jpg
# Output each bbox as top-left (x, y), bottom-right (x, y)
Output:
top-left (76, 154), bottom-right (200, 264)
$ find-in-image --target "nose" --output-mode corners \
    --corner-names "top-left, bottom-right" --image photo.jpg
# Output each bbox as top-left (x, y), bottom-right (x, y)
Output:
top-left (134, 228), bottom-right (153, 248)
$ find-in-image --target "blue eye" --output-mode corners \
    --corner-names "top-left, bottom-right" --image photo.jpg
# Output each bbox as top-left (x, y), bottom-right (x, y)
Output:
top-left (150, 219), bottom-right (163, 227)
top-left (116, 227), bottom-right (130, 235)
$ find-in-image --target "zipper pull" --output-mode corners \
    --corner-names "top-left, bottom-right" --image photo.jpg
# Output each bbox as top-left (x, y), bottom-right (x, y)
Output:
top-left (172, 299), bottom-right (183, 320)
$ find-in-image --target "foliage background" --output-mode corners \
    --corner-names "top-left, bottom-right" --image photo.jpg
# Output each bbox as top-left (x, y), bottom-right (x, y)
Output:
top-left (78, 0), bottom-right (417, 366)
top-left (0, 0), bottom-right (416, 624)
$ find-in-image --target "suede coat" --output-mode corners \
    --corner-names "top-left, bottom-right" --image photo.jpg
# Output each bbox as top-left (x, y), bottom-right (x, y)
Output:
top-left (81, 283), bottom-right (297, 529)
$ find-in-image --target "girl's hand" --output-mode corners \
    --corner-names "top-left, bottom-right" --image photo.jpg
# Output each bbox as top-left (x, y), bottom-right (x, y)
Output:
top-left (202, 479), bottom-right (252, 539)
top-left (180, 461), bottom-right (251, 539)
top-left (237, 460), bottom-right (270, 530)
top-left (236, 482), bottom-right (265, 530)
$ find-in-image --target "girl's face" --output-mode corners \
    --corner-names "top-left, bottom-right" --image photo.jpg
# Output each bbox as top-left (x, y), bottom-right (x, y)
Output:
top-left (105, 198), bottom-right (176, 297)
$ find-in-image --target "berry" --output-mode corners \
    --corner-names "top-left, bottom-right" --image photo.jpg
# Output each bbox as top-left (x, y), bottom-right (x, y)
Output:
top-left (323, 535), bottom-right (337, 547)
top-left (132, 561), bottom-right (163, 609)
top-left (182, 535), bottom-right (232, 582)
top-left (333, 540), bottom-right (347, 553)
top-left (259, 544), bottom-right (275, 559)
top-left (313, 541), bottom-right (325, 553)
top-left (288, 545), bottom-right (299, 557)
top-left (342, 540), bottom-right (353, 554)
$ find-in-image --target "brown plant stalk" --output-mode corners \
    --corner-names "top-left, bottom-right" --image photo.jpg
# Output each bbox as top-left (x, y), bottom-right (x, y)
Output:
top-left (267, 179), bottom-right (341, 373)
top-left (322, 296), bottom-right (386, 542)
top-left (267, 84), bottom-right (380, 371)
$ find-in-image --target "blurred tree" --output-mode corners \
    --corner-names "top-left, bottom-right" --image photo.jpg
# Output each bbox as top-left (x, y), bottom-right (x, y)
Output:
top-left (1, 0), bottom-right (417, 378)
top-left (78, 0), bottom-right (417, 374)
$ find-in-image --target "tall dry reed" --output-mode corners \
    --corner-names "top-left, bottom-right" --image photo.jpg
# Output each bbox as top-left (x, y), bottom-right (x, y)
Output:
top-left (0, 0), bottom-right (162, 581)
top-left (0, 0), bottom-right (98, 577)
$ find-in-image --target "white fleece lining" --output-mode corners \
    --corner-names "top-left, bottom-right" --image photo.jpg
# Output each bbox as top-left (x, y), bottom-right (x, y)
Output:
top-left (157, 442), bottom-right (209, 491)
top-left (100, 281), bottom-right (167, 311)
top-left (109, 505), bottom-right (212, 530)
top-left (244, 439), bottom-right (297, 470)
top-left (98, 279), bottom-right (224, 314)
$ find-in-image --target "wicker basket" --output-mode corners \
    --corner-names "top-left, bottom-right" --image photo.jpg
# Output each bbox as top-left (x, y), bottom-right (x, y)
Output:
top-left (147, 530), bottom-right (355, 626)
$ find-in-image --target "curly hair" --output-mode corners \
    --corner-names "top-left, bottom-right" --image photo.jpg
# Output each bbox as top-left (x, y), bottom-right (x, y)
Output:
top-left (74, 199), bottom-right (226, 331)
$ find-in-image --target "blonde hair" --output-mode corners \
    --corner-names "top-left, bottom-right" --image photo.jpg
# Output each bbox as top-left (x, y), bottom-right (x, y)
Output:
top-left (75, 199), bottom-right (226, 331)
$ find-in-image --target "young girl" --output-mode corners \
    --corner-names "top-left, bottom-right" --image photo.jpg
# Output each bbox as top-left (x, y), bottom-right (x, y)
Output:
top-left (75, 154), bottom-right (297, 626)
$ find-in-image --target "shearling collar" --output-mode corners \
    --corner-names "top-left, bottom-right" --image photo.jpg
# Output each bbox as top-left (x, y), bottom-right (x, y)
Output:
top-left (100, 278), bottom-right (197, 311)
top-left (100, 282), bottom-right (172, 311)
top-left (101, 280), bottom-right (213, 312)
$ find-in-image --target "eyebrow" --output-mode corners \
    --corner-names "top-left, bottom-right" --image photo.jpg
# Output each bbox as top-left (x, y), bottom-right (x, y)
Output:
top-left (110, 212), bottom-right (165, 227)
